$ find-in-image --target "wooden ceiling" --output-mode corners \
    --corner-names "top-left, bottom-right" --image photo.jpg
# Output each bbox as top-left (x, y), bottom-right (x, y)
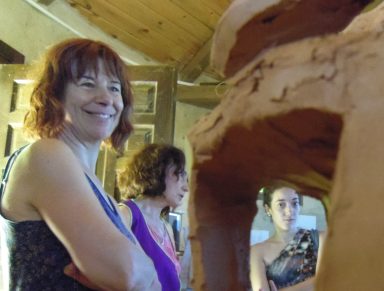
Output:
top-left (63, 0), bottom-right (231, 83)
top-left (34, 0), bottom-right (380, 82)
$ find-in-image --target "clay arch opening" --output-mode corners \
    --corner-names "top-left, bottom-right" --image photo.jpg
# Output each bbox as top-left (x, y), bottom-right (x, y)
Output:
top-left (190, 108), bottom-right (342, 290)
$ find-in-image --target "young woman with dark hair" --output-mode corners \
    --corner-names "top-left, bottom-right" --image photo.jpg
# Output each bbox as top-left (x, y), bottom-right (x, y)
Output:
top-left (250, 181), bottom-right (326, 291)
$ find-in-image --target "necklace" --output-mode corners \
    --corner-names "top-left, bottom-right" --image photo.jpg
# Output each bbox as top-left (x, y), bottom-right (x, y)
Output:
top-left (159, 221), bottom-right (167, 245)
top-left (136, 200), bottom-right (168, 246)
top-left (150, 220), bottom-right (167, 245)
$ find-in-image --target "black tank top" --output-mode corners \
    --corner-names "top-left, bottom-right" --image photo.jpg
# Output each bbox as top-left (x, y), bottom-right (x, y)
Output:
top-left (0, 145), bottom-right (134, 290)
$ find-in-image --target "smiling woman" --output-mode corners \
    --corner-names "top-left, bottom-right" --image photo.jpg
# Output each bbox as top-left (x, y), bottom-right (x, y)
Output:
top-left (61, 65), bottom-right (124, 143)
top-left (0, 38), bottom-right (160, 290)
top-left (250, 181), bottom-right (326, 291)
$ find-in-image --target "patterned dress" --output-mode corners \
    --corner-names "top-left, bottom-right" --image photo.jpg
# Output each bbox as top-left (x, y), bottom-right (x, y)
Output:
top-left (0, 146), bottom-right (135, 290)
top-left (266, 228), bottom-right (319, 289)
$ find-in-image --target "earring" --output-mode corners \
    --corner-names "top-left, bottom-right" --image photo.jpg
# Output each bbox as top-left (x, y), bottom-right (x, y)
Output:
top-left (267, 212), bottom-right (271, 217)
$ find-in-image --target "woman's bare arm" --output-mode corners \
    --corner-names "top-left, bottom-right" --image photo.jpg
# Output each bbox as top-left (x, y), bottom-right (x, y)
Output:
top-left (4, 139), bottom-right (158, 291)
top-left (276, 277), bottom-right (314, 291)
top-left (250, 243), bottom-right (270, 291)
top-left (118, 203), bottom-right (133, 230)
top-left (316, 230), bottom-right (327, 271)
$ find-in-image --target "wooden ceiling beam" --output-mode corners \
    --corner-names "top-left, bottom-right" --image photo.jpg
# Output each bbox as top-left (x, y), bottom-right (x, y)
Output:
top-left (176, 83), bottom-right (229, 108)
top-left (179, 38), bottom-right (212, 83)
top-left (37, 0), bottom-right (56, 5)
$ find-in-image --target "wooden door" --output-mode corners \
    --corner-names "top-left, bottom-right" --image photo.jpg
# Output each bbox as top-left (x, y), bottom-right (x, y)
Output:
top-left (0, 65), bottom-right (178, 198)
top-left (0, 65), bottom-right (33, 175)
top-left (97, 66), bottom-right (178, 198)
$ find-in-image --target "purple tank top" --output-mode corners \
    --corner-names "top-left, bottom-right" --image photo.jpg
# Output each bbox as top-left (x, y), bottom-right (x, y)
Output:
top-left (124, 200), bottom-right (180, 291)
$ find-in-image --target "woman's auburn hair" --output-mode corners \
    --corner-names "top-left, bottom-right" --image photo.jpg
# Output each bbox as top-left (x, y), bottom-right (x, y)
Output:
top-left (23, 38), bottom-right (133, 152)
top-left (117, 143), bottom-right (186, 200)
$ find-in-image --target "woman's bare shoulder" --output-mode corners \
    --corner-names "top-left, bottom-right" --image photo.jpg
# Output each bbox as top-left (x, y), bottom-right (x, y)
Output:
top-left (318, 229), bottom-right (327, 236)
top-left (318, 229), bottom-right (327, 243)
top-left (6, 139), bottom-right (76, 183)
top-left (27, 139), bottom-right (74, 159)
top-left (22, 139), bottom-right (80, 173)
top-left (251, 239), bottom-right (271, 254)
top-left (118, 202), bottom-right (133, 227)
top-left (14, 139), bottom-right (88, 201)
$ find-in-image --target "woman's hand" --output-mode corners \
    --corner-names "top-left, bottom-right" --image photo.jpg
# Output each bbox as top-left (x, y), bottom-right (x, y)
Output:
top-left (269, 280), bottom-right (278, 291)
top-left (64, 262), bottom-right (104, 291)
top-left (148, 276), bottom-right (162, 290)
top-left (64, 261), bottom-right (162, 291)
top-left (258, 280), bottom-right (278, 291)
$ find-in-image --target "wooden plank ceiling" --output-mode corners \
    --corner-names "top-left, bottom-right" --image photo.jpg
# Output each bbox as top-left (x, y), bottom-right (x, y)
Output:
top-left (66, 0), bottom-right (232, 83)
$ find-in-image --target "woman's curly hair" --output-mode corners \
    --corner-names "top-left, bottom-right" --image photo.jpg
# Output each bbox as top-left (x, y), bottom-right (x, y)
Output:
top-left (117, 143), bottom-right (186, 200)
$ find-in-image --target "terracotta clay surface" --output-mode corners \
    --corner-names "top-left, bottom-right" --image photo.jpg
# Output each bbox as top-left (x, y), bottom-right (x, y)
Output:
top-left (188, 1), bottom-right (384, 290)
top-left (211, 0), bottom-right (373, 78)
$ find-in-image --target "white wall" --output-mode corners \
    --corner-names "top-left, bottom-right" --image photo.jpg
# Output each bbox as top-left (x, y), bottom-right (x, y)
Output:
top-left (173, 101), bottom-right (211, 224)
top-left (0, 0), bottom-right (75, 63)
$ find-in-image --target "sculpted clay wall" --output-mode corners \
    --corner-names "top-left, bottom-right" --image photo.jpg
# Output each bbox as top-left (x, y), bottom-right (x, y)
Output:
top-left (188, 1), bottom-right (384, 290)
